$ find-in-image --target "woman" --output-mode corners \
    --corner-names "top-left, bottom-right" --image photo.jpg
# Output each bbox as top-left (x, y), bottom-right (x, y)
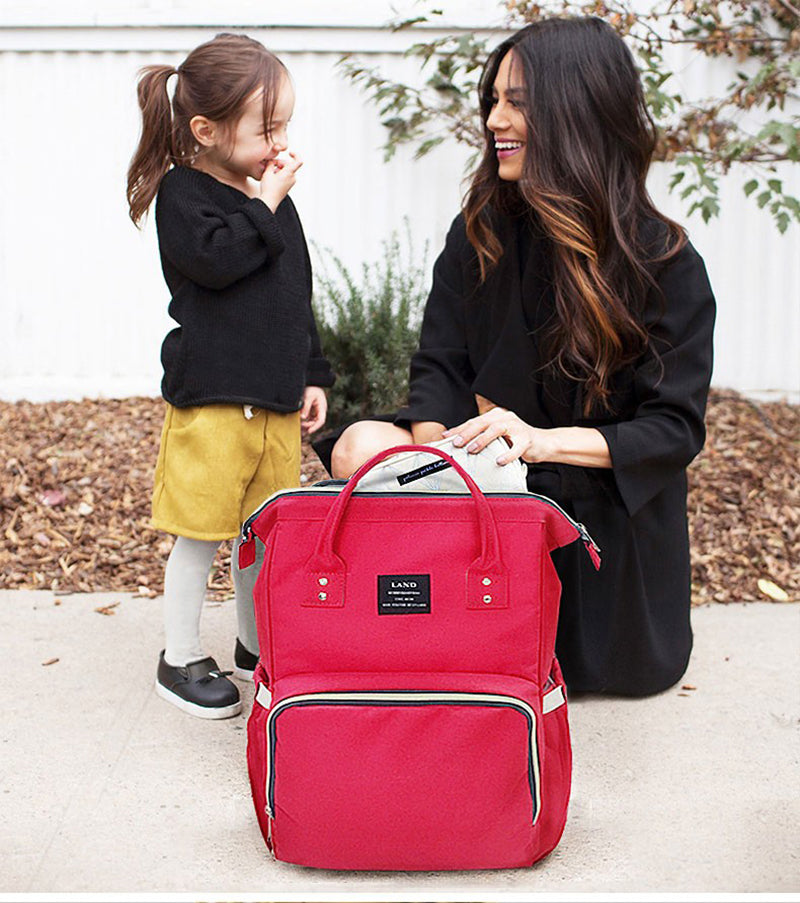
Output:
top-left (320, 17), bottom-right (715, 696)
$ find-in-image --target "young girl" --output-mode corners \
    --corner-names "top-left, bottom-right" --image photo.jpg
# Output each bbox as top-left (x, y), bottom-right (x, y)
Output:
top-left (127, 33), bottom-right (334, 719)
top-left (322, 17), bottom-right (716, 697)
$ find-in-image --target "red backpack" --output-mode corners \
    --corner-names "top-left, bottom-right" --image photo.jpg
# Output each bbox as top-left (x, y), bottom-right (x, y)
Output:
top-left (239, 445), bottom-right (600, 871)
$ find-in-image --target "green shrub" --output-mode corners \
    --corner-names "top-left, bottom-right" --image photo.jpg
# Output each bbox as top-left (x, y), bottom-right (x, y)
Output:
top-left (313, 226), bottom-right (429, 429)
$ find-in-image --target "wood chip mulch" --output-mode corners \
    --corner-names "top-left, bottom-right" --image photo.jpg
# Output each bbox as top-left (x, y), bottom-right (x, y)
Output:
top-left (1, 390), bottom-right (797, 604)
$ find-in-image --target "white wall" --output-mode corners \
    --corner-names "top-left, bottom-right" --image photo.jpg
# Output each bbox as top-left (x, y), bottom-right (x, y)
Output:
top-left (0, 2), bottom-right (797, 402)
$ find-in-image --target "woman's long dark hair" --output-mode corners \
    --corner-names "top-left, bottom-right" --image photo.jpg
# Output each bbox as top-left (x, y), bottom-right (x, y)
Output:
top-left (127, 33), bottom-right (287, 226)
top-left (464, 17), bottom-right (686, 414)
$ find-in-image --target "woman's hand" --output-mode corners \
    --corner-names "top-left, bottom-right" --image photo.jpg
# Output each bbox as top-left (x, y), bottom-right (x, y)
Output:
top-left (300, 386), bottom-right (327, 435)
top-left (442, 406), bottom-right (612, 468)
top-left (442, 407), bottom-right (551, 465)
top-left (259, 151), bottom-right (303, 212)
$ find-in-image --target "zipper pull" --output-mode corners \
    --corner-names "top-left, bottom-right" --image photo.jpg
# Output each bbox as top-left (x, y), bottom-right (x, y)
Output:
top-left (577, 522), bottom-right (602, 571)
top-left (238, 525), bottom-right (257, 569)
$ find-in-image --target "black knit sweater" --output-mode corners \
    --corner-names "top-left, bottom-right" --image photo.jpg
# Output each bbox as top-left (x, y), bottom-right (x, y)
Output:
top-left (154, 166), bottom-right (334, 411)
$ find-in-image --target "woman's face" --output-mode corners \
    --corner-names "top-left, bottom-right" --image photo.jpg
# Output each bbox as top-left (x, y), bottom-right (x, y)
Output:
top-left (486, 50), bottom-right (527, 182)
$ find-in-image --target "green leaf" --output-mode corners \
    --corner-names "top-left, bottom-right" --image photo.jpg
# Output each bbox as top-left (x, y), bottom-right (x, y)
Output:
top-left (783, 196), bottom-right (800, 217)
top-left (391, 16), bottom-right (429, 31)
top-left (415, 137), bottom-right (444, 158)
top-left (669, 171), bottom-right (686, 190)
top-left (695, 196), bottom-right (721, 223)
top-left (743, 179), bottom-right (759, 196)
top-left (756, 191), bottom-right (772, 209)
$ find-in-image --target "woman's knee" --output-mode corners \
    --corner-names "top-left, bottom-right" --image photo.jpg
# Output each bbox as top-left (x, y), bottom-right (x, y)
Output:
top-left (330, 421), bottom-right (411, 478)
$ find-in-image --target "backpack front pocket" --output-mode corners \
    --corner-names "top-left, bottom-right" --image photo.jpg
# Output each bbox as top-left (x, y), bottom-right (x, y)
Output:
top-left (259, 678), bottom-right (542, 870)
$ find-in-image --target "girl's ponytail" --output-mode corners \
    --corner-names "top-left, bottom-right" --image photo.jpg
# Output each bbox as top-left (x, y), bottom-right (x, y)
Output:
top-left (127, 64), bottom-right (177, 226)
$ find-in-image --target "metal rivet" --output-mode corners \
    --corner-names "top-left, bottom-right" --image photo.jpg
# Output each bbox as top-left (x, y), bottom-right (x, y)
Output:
top-left (318, 577), bottom-right (329, 586)
top-left (482, 594), bottom-right (492, 604)
top-left (482, 577), bottom-right (492, 586)
top-left (318, 592), bottom-right (327, 601)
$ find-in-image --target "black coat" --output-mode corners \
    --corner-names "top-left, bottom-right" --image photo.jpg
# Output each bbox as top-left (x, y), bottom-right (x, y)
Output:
top-left (395, 212), bottom-right (716, 696)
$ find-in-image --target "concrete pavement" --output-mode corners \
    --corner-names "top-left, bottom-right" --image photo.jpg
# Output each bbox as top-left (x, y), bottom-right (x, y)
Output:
top-left (2, 589), bottom-right (798, 896)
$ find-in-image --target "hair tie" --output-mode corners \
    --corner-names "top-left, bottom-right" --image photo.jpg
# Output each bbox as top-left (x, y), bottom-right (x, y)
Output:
top-left (166, 67), bottom-right (179, 101)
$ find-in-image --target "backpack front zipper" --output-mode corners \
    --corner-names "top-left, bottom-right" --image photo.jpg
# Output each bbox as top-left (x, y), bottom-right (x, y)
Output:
top-left (262, 689), bottom-right (542, 825)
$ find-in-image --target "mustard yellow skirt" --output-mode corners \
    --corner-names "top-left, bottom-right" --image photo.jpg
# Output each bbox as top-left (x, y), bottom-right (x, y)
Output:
top-left (151, 403), bottom-right (301, 540)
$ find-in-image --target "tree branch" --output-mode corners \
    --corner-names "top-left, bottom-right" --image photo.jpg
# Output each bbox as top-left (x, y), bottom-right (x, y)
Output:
top-left (773, 0), bottom-right (800, 20)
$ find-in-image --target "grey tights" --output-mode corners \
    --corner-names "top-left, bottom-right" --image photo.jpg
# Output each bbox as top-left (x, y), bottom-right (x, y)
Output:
top-left (163, 534), bottom-right (263, 667)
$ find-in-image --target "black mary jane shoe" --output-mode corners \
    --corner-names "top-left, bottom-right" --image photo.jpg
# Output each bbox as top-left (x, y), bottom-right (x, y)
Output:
top-left (155, 651), bottom-right (242, 719)
top-left (232, 637), bottom-right (259, 682)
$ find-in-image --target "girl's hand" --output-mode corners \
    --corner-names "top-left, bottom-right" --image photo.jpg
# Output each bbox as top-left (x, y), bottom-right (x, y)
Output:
top-left (442, 407), bottom-right (553, 466)
top-left (259, 151), bottom-right (303, 212)
top-left (300, 386), bottom-right (327, 435)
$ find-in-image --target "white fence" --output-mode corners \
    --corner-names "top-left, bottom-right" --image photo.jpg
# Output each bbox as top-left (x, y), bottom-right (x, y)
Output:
top-left (1, 4), bottom-right (798, 402)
